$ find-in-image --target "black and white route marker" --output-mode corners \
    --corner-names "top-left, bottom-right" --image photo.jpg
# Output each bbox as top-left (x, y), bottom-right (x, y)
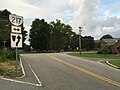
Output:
top-left (9, 14), bottom-right (23, 26)
top-left (9, 14), bottom-right (23, 48)
top-left (11, 33), bottom-right (22, 48)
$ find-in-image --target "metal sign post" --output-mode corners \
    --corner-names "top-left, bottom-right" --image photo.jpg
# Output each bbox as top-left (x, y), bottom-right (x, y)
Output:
top-left (16, 47), bottom-right (18, 76)
top-left (79, 27), bottom-right (82, 55)
top-left (9, 14), bottom-right (23, 77)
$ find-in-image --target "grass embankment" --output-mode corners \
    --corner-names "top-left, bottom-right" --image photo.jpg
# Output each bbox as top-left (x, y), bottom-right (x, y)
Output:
top-left (68, 52), bottom-right (120, 68)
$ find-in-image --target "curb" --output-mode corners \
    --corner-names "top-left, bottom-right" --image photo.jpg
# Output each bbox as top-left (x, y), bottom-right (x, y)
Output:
top-left (18, 57), bottom-right (26, 78)
top-left (106, 61), bottom-right (120, 69)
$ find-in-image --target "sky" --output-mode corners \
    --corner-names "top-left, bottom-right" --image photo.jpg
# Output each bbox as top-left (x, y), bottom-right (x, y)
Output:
top-left (0, 0), bottom-right (120, 43)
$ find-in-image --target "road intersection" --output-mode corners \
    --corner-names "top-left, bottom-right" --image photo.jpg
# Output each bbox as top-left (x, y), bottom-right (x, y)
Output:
top-left (0, 53), bottom-right (120, 90)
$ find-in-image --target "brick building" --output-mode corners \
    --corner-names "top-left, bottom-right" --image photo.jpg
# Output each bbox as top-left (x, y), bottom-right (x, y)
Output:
top-left (99, 39), bottom-right (120, 54)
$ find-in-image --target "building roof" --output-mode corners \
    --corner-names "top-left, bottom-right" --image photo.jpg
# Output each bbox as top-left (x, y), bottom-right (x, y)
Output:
top-left (102, 39), bottom-right (117, 46)
top-left (115, 38), bottom-right (120, 40)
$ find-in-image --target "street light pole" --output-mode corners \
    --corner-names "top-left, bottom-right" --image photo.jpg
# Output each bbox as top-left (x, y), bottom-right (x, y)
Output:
top-left (79, 27), bottom-right (82, 55)
top-left (3, 41), bottom-right (6, 48)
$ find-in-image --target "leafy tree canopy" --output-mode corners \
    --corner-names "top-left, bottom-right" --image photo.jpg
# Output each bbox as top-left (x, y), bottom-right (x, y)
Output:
top-left (82, 36), bottom-right (94, 50)
top-left (50, 19), bottom-right (73, 50)
top-left (0, 9), bottom-right (11, 48)
top-left (100, 34), bottom-right (113, 40)
top-left (29, 19), bottom-right (74, 51)
top-left (29, 18), bottom-right (51, 51)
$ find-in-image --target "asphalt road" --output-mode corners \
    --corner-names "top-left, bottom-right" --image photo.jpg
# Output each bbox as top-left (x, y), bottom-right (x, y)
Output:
top-left (0, 53), bottom-right (120, 90)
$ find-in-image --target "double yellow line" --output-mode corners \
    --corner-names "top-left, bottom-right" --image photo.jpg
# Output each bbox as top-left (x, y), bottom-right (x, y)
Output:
top-left (47, 54), bottom-right (120, 87)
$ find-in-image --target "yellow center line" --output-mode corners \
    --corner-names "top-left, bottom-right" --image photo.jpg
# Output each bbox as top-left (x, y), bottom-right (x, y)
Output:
top-left (47, 54), bottom-right (120, 87)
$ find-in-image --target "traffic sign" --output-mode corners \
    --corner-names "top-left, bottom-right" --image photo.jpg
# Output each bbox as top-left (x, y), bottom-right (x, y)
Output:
top-left (11, 33), bottom-right (22, 48)
top-left (11, 26), bottom-right (21, 33)
top-left (9, 14), bottom-right (23, 26)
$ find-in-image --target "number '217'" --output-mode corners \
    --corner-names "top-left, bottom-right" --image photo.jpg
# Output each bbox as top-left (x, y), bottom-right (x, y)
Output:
top-left (12, 17), bottom-right (21, 24)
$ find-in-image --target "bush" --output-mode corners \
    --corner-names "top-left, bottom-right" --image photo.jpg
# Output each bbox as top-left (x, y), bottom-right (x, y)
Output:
top-left (0, 49), bottom-right (18, 61)
top-left (8, 50), bottom-right (17, 60)
top-left (0, 49), bottom-right (10, 61)
top-left (99, 45), bottom-right (111, 54)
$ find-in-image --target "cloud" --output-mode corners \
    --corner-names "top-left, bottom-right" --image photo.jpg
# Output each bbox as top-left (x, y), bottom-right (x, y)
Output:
top-left (0, 0), bottom-right (120, 40)
top-left (0, 0), bottom-right (73, 28)
top-left (69, 0), bottom-right (100, 33)
top-left (69, 0), bottom-right (120, 39)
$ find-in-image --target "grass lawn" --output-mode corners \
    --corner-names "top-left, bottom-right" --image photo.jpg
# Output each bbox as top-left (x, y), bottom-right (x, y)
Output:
top-left (68, 53), bottom-right (120, 59)
top-left (68, 52), bottom-right (120, 68)
top-left (109, 59), bottom-right (120, 68)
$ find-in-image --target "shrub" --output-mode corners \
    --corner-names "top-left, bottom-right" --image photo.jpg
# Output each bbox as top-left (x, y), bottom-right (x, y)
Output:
top-left (8, 50), bottom-right (16, 60)
top-left (0, 49), bottom-right (18, 61)
top-left (0, 49), bottom-right (10, 61)
top-left (99, 45), bottom-right (111, 54)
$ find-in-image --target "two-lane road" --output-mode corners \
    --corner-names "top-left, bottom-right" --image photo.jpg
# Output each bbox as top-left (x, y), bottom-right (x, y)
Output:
top-left (21, 53), bottom-right (120, 90)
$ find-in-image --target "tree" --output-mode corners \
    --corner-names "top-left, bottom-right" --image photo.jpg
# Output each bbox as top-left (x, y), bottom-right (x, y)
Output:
top-left (82, 36), bottom-right (94, 50)
top-left (23, 44), bottom-right (31, 52)
top-left (0, 9), bottom-right (11, 20)
top-left (100, 34), bottom-right (113, 40)
top-left (22, 26), bottom-right (27, 44)
top-left (69, 33), bottom-right (79, 50)
top-left (29, 19), bottom-right (51, 51)
top-left (0, 9), bottom-right (11, 48)
top-left (70, 35), bottom-right (94, 51)
top-left (50, 20), bottom-right (73, 50)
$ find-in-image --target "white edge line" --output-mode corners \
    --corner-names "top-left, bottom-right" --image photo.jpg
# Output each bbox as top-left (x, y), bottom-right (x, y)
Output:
top-left (0, 56), bottom-right (41, 87)
top-left (97, 60), bottom-right (105, 65)
top-left (97, 60), bottom-right (120, 71)
top-left (106, 61), bottom-right (119, 69)
top-left (23, 56), bottom-right (42, 86)
top-left (18, 57), bottom-right (25, 78)
top-left (0, 77), bottom-right (41, 87)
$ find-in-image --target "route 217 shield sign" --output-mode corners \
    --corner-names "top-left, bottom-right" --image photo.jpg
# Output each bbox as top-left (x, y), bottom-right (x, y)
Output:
top-left (11, 33), bottom-right (22, 48)
top-left (9, 14), bottom-right (23, 26)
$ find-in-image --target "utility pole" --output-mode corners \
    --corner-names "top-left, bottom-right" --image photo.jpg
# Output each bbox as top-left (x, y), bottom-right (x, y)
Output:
top-left (79, 27), bottom-right (82, 55)
top-left (3, 41), bottom-right (6, 48)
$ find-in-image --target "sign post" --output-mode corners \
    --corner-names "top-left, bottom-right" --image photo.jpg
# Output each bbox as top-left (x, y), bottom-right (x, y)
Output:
top-left (9, 14), bottom-right (23, 77)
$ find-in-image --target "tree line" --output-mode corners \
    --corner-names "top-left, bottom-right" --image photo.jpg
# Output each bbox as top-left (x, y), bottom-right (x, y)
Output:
top-left (0, 9), bottom-right (95, 52)
top-left (29, 19), bottom-right (94, 52)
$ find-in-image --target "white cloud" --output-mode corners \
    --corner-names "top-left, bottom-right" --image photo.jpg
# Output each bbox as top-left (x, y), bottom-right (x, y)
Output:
top-left (69, 0), bottom-right (120, 39)
top-left (0, 0), bottom-right (120, 40)
top-left (69, 0), bottom-right (100, 33)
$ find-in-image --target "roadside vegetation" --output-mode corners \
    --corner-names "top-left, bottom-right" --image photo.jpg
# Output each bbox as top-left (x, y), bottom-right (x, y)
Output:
top-left (0, 49), bottom-right (22, 78)
top-left (0, 9), bottom-right (25, 78)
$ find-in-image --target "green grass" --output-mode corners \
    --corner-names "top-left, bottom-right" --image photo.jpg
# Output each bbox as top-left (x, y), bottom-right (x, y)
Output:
top-left (0, 49), bottom-right (22, 78)
top-left (68, 52), bottom-right (120, 68)
top-left (0, 60), bottom-right (22, 78)
top-left (0, 61), bottom-right (16, 78)
top-left (68, 53), bottom-right (120, 59)
top-left (109, 59), bottom-right (120, 68)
